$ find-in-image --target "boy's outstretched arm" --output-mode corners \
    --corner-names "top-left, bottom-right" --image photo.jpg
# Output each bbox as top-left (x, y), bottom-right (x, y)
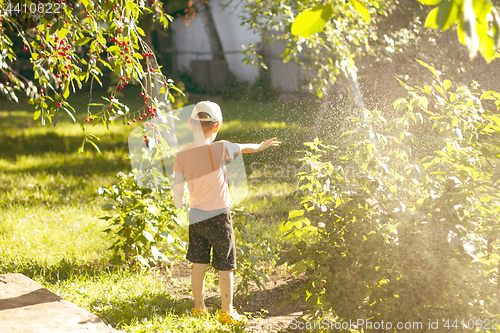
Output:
top-left (173, 172), bottom-right (185, 208)
top-left (237, 137), bottom-right (280, 154)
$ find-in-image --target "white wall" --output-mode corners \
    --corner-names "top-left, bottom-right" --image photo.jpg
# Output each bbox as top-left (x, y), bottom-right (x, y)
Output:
top-left (170, 0), bottom-right (261, 83)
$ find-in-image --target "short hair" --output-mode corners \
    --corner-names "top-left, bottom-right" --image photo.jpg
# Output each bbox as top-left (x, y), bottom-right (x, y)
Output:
top-left (191, 112), bottom-right (220, 133)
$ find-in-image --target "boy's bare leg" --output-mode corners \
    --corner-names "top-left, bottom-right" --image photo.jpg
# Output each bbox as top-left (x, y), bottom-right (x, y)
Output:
top-left (192, 263), bottom-right (209, 310)
top-left (219, 270), bottom-right (234, 314)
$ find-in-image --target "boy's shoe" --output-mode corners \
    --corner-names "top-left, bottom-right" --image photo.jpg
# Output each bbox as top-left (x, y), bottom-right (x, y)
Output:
top-left (217, 310), bottom-right (248, 326)
top-left (190, 308), bottom-right (208, 317)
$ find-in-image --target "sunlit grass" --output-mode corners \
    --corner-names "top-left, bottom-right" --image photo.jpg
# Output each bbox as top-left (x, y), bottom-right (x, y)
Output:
top-left (0, 205), bottom-right (110, 266)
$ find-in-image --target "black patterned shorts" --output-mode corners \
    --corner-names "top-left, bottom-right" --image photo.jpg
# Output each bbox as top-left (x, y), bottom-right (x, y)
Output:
top-left (186, 209), bottom-right (237, 271)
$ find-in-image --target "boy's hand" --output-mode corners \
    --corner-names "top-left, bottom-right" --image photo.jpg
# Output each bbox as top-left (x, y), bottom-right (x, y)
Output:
top-left (258, 137), bottom-right (280, 152)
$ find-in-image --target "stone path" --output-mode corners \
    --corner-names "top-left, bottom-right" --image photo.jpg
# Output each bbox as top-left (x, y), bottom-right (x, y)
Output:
top-left (0, 274), bottom-right (123, 333)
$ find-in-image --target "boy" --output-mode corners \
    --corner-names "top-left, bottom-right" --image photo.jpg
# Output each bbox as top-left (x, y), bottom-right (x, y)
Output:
top-left (172, 101), bottom-right (280, 325)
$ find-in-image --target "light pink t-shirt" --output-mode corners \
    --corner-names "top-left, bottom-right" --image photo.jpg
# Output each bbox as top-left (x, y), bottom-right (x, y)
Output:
top-left (173, 140), bottom-right (237, 211)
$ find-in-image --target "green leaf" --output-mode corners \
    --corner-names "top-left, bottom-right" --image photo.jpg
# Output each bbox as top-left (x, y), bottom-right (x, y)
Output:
top-left (348, 0), bottom-right (371, 23)
top-left (136, 27), bottom-right (145, 36)
top-left (291, 3), bottom-right (333, 37)
top-left (62, 107), bottom-right (76, 122)
top-left (107, 45), bottom-right (120, 53)
top-left (436, 1), bottom-right (459, 30)
top-left (425, 7), bottom-right (440, 28)
top-left (114, 62), bottom-right (122, 76)
top-left (89, 140), bottom-right (101, 153)
top-left (477, 19), bottom-right (496, 63)
top-left (288, 210), bottom-right (305, 219)
top-left (443, 79), bottom-right (452, 90)
top-left (415, 59), bottom-right (441, 78)
top-left (417, 0), bottom-right (441, 5)
top-left (76, 37), bottom-right (91, 45)
top-left (33, 110), bottom-right (41, 120)
top-left (63, 84), bottom-right (70, 99)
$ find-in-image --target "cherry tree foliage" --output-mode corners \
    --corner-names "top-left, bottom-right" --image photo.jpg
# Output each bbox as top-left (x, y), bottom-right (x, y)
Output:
top-left (0, 0), bottom-right (181, 150)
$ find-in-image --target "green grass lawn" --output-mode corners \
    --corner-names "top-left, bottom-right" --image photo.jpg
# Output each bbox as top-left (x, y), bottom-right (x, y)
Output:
top-left (0, 92), bottom-right (333, 332)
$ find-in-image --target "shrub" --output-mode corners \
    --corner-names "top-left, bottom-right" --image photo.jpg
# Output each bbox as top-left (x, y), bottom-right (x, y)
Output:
top-left (279, 64), bottom-right (500, 329)
top-left (99, 169), bottom-right (184, 268)
top-left (232, 207), bottom-right (280, 297)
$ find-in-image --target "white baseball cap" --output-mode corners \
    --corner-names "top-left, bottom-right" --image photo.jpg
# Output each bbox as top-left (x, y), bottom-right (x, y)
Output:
top-left (190, 101), bottom-right (223, 122)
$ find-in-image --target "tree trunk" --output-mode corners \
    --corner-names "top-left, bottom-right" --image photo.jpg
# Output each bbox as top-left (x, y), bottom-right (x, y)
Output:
top-left (193, 0), bottom-right (232, 90)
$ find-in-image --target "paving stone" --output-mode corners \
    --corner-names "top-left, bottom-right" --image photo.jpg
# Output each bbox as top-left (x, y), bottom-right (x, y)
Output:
top-left (0, 274), bottom-right (124, 333)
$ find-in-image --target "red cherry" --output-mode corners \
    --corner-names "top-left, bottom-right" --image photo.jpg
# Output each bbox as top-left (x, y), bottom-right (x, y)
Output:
top-left (56, 74), bottom-right (60, 78)
top-left (153, 108), bottom-right (157, 112)
top-left (57, 102), bottom-right (61, 107)
top-left (151, 113), bottom-right (155, 116)
top-left (138, 117), bottom-right (142, 121)
top-left (126, 75), bottom-right (130, 80)
top-left (132, 119), bottom-right (136, 123)
top-left (121, 77), bottom-right (125, 80)
top-left (110, 96), bottom-right (114, 100)
top-left (140, 92), bottom-right (144, 96)
top-left (149, 68), bottom-right (153, 72)
top-left (119, 86), bottom-right (124, 89)
top-left (109, 106), bottom-right (113, 110)
top-left (84, 119), bottom-right (89, 123)
top-left (142, 114), bottom-right (147, 117)
top-left (125, 81), bottom-right (129, 85)
top-left (144, 97), bottom-right (148, 101)
top-left (90, 118), bottom-right (94, 121)
top-left (127, 122), bottom-right (131, 125)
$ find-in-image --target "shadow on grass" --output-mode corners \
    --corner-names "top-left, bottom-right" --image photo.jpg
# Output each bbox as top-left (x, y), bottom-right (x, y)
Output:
top-left (0, 258), bottom-right (114, 284)
top-left (0, 131), bottom-right (127, 161)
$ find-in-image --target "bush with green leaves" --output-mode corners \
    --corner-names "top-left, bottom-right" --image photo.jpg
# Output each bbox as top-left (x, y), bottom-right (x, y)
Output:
top-left (279, 64), bottom-right (500, 329)
top-left (232, 207), bottom-right (281, 297)
top-left (99, 169), bottom-right (184, 268)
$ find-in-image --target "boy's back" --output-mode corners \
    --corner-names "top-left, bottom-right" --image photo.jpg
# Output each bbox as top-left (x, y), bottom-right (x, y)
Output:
top-left (173, 140), bottom-right (237, 221)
